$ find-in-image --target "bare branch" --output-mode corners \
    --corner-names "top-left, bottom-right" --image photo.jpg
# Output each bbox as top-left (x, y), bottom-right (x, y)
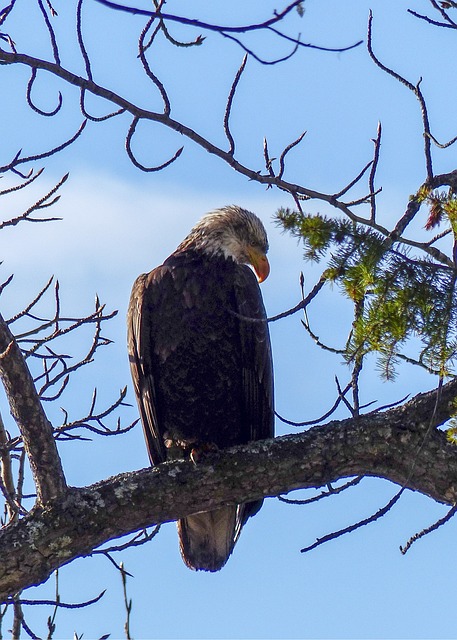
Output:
top-left (55, 386), bottom-right (137, 439)
top-left (301, 489), bottom-right (405, 553)
top-left (0, 174), bottom-right (67, 230)
top-left (0, 168), bottom-right (44, 196)
top-left (120, 563), bottom-right (132, 640)
top-left (0, 121), bottom-right (87, 174)
top-left (224, 54), bottom-right (248, 155)
top-left (369, 121), bottom-right (382, 221)
top-left (367, 12), bottom-right (433, 179)
top-left (426, 130), bottom-right (457, 149)
top-left (278, 131), bottom-right (306, 180)
top-left (408, 4), bottom-right (457, 28)
top-left (279, 476), bottom-right (363, 505)
top-left (267, 26), bottom-right (363, 53)
top-left (276, 380), bottom-right (352, 427)
top-left (7, 590), bottom-right (106, 609)
top-left (0, 314), bottom-right (66, 504)
top-left (37, 0), bottom-right (60, 64)
top-left (7, 277), bottom-right (54, 325)
top-left (26, 68), bottom-right (62, 117)
top-left (94, 526), bottom-right (160, 556)
top-left (93, 0), bottom-right (305, 35)
top-left (138, 17), bottom-right (171, 115)
top-left (149, 0), bottom-right (205, 49)
top-left (221, 31), bottom-right (300, 65)
top-left (263, 137), bottom-right (276, 178)
top-left (400, 503), bottom-right (457, 555)
top-left (125, 117), bottom-right (184, 172)
top-left (331, 160), bottom-right (373, 200)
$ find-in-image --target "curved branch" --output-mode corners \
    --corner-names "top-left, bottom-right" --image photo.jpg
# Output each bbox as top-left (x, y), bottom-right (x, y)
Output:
top-left (37, 0), bottom-right (60, 65)
top-left (0, 49), bottom-right (454, 267)
top-left (267, 26), bottom-right (363, 53)
top-left (367, 12), bottom-right (433, 180)
top-left (278, 131), bottom-right (306, 179)
top-left (125, 117), bottom-right (183, 171)
top-left (221, 32), bottom-right (300, 65)
top-left (94, 0), bottom-right (304, 34)
top-left (301, 488), bottom-right (404, 553)
top-left (138, 17), bottom-right (171, 115)
top-left (224, 54), bottom-right (248, 155)
top-left (26, 69), bottom-right (62, 117)
top-left (1, 378), bottom-right (457, 599)
top-left (0, 120), bottom-right (87, 174)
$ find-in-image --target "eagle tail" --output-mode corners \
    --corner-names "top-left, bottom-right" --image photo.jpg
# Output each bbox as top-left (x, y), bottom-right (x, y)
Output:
top-left (177, 506), bottom-right (239, 572)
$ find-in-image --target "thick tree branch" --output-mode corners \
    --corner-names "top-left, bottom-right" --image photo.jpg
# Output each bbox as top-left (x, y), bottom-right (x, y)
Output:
top-left (0, 378), bottom-right (456, 600)
top-left (0, 315), bottom-right (66, 504)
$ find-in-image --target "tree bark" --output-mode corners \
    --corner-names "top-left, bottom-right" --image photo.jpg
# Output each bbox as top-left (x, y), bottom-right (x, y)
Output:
top-left (0, 378), bottom-right (456, 601)
top-left (0, 316), bottom-right (67, 504)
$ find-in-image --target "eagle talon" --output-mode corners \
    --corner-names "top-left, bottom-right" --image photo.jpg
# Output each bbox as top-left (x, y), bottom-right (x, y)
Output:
top-left (190, 443), bottom-right (219, 465)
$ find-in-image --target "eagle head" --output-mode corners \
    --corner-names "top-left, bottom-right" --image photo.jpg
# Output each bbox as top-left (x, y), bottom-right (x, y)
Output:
top-left (178, 205), bottom-right (270, 282)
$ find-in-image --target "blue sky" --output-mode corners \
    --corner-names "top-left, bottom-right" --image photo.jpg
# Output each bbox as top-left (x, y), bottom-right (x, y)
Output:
top-left (1, 0), bottom-right (457, 638)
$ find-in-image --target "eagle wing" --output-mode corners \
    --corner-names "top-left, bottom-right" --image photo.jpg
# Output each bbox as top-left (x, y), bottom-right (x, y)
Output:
top-left (127, 268), bottom-right (167, 465)
top-left (232, 264), bottom-right (274, 531)
top-left (234, 263), bottom-right (274, 444)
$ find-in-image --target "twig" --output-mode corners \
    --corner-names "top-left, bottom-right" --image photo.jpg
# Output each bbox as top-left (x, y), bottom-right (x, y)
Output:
top-left (93, 0), bottom-right (306, 34)
top-left (301, 488), bottom-right (404, 553)
top-left (37, 0), bottom-right (60, 64)
top-left (0, 122), bottom-right (87, 174)
top-left (6, 590), bottom-right (106, 609)
top-left (369, 122), bottom-right (382, 221)
top-left (221, 32), bottom-right (300, 65)
top-left (279, 476), bottom-right (363, 505)
top-left (125, 116), bottom-right (183, 172)
top-left (400, 503), bottom-right (457, 555)
top-left (26, 68), bottom-right (62, 116)
top-left (278, 131), bottom-right (306, 180)
top-left (332, 160), bottom-right (373, 200)
top-left (120, 563), bottom-right (132, 640)
top-left (224, 54), bottom-right (248, 155)
top-left (138, 17), bottom-right (171, 115)
top-left (276, 380), bottom-right (352, 427)
top-left (367, 12), bottom-right (433, 179)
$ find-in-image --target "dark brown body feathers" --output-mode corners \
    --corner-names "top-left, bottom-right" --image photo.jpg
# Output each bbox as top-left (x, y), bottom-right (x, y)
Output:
top-left (128, 248), bottom-right (273, 571)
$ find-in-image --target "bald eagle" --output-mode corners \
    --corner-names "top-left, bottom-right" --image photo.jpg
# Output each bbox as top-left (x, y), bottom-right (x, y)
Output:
top-left (127, 205), bottom-right (274, 572)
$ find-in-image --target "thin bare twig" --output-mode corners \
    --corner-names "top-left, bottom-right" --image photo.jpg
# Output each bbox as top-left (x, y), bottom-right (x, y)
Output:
top-left (0, 174), bottom-right (67, 230)
top-left (0, 121), bottom-right (87, 174)
top-left (26, 68), bottom-right (62, 117)
top-left (331, 160), bottom-right (373, 200)
top-left (279, 476), bottom-right (363, 505)
top-left (224, 54), bottom-right (248, 155)
top-left (138, 16), bottom-right (171, 115)
top-left (6, 590), bottom-right (106, 609)
top-left (37, 0), bottom-right (60, 65)
top-left (367, 12), bottom-right (433, 179)
top-left (93, 0), bottom-right (305, 34)
top-left (369, 122), bottom-right (382, 221)
top-left (278, 131), bottom-right (306, 180)
top-left (125, 116), bottom-right (183, 172)
top-left (400, 503), bottom-right (457, 555)
top-left (301, 488), bottom-right (404, 553)
top-left (276, 381), bottom-right (352, 427)
top-left (120, 563), bottom-right (132, 640)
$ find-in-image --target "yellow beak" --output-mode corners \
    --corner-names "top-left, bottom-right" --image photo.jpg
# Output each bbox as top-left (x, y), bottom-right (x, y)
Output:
top-left (247, 248), bottom-right (270, 283)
